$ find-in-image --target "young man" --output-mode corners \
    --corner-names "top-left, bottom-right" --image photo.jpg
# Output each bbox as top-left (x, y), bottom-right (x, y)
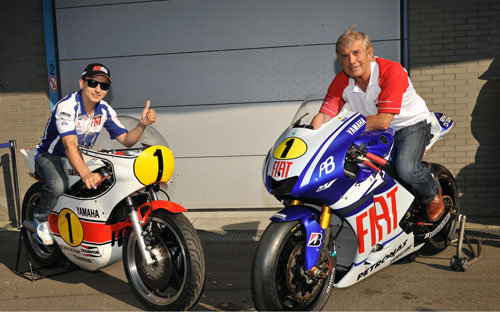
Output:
top-left (34, 63), bottom-right (157, 245)
top-left (311, 28), bottom-right (444, 222)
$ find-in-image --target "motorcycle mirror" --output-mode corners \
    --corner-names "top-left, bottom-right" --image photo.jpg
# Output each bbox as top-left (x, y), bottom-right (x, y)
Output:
top-left (291, 113), bottom-right (310, 128)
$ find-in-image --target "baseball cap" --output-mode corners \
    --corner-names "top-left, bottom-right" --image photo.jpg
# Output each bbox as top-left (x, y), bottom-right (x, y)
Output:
top-left (81, 63), bottom-right (112, 83)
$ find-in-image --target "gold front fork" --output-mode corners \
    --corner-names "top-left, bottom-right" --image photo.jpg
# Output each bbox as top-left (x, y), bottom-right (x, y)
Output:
top-left (289, 200), bottom-right (331, 229)
top-left (319, 205), bottom-right (332, 229)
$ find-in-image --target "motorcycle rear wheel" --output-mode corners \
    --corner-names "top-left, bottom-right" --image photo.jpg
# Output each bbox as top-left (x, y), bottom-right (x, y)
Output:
top-left (421, 163), bottom-right (460, 255)
top-left (21, 182), bottom-right (63, 268)
top-left (251, 220), bottom-right (335, 311)
top-left (123, 210), bottom-right (205, 311)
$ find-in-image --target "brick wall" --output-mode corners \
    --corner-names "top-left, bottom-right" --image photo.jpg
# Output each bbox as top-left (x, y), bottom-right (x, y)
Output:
top-left (409, 0), bottom-right (500, 216)
top-left (0, 1), bottom-right (50, 226)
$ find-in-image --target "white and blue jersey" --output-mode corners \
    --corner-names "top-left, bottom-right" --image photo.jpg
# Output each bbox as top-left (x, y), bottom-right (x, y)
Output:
top-left (36, 91), bottom-right (127, 158)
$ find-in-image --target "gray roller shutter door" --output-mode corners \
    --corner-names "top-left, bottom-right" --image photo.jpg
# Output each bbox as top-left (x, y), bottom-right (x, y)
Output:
top-left (55, 0), bottom-right (402, 209)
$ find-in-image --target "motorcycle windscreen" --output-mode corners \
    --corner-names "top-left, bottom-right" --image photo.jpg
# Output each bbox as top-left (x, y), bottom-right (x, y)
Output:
top-left (289, 95), bottom-right (353, 127)
top-left (92, 115), bottom-right (170, 150)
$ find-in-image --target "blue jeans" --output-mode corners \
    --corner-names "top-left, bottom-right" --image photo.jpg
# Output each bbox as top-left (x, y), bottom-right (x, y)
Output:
top-left (394, 121), bottom-right (437, 204)
top-left (34, 153), bottom-right (69, 222)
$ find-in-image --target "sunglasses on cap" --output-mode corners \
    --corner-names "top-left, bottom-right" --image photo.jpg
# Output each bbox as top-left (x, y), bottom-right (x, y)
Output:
top-left (86, 79), bottom-right (110, 90)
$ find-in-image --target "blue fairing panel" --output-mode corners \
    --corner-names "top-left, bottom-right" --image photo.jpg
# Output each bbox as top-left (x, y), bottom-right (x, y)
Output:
top-left (270, 205), bottom-right (319, 223)
top-left (270, 205), bottom-right (324, 270)
top-left (352, 128), bottom-right (395, 158)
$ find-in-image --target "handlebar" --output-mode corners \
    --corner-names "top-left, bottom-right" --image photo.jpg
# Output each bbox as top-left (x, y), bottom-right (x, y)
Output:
top-left (362, 160), bottom-right (381, 172)
top-left (346, 144), bottom-right (388, 173)
top-left (365, 152), bottom-right (388, 166)
top-left (92, 173), bottom-right (111, 190)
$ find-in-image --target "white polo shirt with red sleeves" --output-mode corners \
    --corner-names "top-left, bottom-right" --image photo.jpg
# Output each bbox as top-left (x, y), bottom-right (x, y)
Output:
top-left (320, 57), bottom-right (431, 131)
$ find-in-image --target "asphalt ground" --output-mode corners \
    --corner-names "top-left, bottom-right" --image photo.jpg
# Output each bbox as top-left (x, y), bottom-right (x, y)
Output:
top-left (0, 214), bottom-right (499, 311)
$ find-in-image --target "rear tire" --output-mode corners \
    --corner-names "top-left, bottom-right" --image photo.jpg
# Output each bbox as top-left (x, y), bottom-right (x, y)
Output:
top-left (421, 163), bottom-right (460, 255)
top-left (123, 210), bottom-right (205, 311)
top-left (251, 221), bottom-right (335, 311)
top-left (21, 182), bottom-right (63, 268)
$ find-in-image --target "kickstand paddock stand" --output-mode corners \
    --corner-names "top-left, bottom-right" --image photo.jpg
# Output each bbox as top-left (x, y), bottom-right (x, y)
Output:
top-left (448, 214), bottom-right (482, 272)
top-left (14, 226), bottom-right (77, 282)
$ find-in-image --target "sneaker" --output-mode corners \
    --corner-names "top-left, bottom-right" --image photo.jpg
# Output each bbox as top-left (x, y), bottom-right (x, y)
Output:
top-left (34, 219), bottom-right (54, 245)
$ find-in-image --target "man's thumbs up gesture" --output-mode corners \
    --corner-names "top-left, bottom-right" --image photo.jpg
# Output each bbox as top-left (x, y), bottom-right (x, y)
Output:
top-left (141, 100), bottom-right (156, 126)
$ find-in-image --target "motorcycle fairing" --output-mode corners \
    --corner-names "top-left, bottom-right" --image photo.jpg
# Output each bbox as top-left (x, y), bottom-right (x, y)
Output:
top-left (266, 111), bottom-right (406, 272)
top-left (268, 179), bottom-right (415, 273)
top-left (333, 181), bottom-right (417, 287)
top-left (292, 113), bottom-right (363, 203)
top-left (336, 178), bottom-right (399, 217)
top-left (48, 199), bottom-right (186, 271)
top-left (352, 128), bottom-right (395, 159)
top-left (270, 205), bottom-right (324, 270)
top-left (425, 112), bottom-right (454, 154)
top-left (329, 172), bottom-right (387, 212)
top-left (67, 152), bottom-right (110, 190)
top-left (139, 200), bottom-right (187, 214)
top-left (271, 178), bottom-right (417, 288)
top-left (334, 231), bottom-right (418, 288)
top-left (288, 115), bottom-right (396, 207)
top-left (48, 208), bottom-right (128, 270)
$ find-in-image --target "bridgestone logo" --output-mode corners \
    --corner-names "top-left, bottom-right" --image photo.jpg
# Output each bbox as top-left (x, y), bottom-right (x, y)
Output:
top-left (308, 233), bottom-right (322, 247)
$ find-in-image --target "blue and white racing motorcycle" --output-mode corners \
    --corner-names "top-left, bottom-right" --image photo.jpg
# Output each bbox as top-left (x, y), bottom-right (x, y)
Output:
top-left (251, 98), bottom-right (459, 310)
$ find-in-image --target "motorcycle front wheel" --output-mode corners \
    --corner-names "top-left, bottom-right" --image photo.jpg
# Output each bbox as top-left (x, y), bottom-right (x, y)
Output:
top-left (123, 210), bottom-right (205, 311)
top-left (251, 220), bottom-right (335, 311)
top-left (21, 182), bottom-right (63, 268)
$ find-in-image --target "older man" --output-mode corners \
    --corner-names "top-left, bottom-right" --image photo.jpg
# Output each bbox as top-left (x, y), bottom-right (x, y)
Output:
top-left (312, 28), bottom-right (444, 222)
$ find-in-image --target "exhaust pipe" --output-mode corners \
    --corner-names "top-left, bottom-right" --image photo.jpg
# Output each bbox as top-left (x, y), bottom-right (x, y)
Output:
top-left (23, 220), bottom-right (35, 233)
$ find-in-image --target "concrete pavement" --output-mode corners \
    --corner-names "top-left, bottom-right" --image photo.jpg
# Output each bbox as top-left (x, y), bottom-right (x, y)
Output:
top-left (0, 210), bottom-right (499, 311)
top-left (182, 210), bottom-right (500, 232)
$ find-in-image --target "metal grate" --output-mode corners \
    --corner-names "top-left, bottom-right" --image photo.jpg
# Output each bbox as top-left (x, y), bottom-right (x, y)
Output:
top-left (197, 230), bottom-right (263, 242)
top-left (197, 228), bottom-right (500, 242)
top-left (462, 228), bottom-right (500, 241)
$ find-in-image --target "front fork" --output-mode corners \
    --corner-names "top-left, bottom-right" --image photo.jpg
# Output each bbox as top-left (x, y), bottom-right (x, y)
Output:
top-left (292, 199), bottom-right (332, 229)
top-left (125, 188), bottom-right (159, 266)
top-left (319, 204), bottom-right (332, 230)
top-left (287, 201), bottom-right (334, 272)
top-left (310, 205), bottom-right (334, 276)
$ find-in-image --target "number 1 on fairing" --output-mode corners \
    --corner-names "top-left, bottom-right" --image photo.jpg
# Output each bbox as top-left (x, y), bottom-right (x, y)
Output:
top-left (153, 148), bottom-right (164, 182)
top-left (281, 139), bottom-right (295, 158)
top-left (64, 212), bottom-right (74, 244)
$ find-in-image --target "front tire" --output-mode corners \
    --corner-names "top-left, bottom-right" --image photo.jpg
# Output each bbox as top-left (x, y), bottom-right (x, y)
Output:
top-left (421, 163), bottom-right (460, 255)
top-left (21, 182), bottom-right (63, 268)
top-left (123, 210), bottom-right (205, 311)
top-left (251, 221), bottom-right (335, 311)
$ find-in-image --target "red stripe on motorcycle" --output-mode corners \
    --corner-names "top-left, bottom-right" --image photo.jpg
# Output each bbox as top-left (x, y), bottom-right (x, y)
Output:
top-left (49, 212), bottom-right (130, 244)
top-left (137, 200), bottom-right (187, 218)
top-left (47, 200), bottom-right (185, 245)
top-left (81, 221), bottom-right (111, 243)
top-left (48, 213), bottom-right (58, 233)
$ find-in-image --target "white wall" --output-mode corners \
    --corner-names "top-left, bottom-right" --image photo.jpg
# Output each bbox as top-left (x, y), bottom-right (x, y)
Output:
top-left (54, 0), bottom-right (402, 209)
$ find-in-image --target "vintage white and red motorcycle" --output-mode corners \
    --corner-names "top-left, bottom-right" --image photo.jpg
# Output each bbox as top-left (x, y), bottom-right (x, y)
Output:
top-left (20, 116), bottom-right (205, 311)
top-left (251, 98), bottom-right (459, 310)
